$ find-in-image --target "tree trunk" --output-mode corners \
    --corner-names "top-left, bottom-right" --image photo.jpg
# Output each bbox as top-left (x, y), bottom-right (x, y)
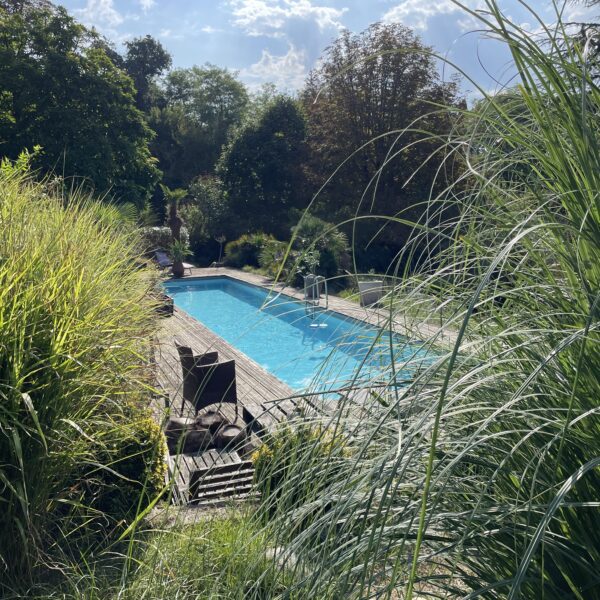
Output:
top-left (172, 260), bottom-right (185, 278)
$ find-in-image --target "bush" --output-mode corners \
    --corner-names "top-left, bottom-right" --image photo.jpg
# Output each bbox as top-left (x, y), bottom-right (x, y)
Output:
top-left (179, 203), bottom-right (209, 260)
top-left (81, 407), bottom-right (167, 522)
top-left (258, 238), bottom-right (290, 278)
top-left (291, 214), bottom-right (350, 283)
top-left (252, 423), bottom-right (347, 525)
top-left (224, 232), bottom-right (275, 268)
top-left (140, 225), bottom-right (190, 254)
top-left (0, 160), bottom-right (161, 590)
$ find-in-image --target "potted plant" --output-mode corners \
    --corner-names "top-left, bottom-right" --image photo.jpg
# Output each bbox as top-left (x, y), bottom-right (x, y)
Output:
top-left (170, 239), bottom-right (191, 278)
top-left (299, 249), bottom-right (321, 299)
top-left (357, 271), bottom-right (384, 306)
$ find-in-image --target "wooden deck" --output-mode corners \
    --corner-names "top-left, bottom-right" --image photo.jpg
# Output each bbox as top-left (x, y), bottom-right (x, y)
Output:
top-left (155, 295), bottom-right (320, 505)
top-left (154, 267), bottom-right (440, 505)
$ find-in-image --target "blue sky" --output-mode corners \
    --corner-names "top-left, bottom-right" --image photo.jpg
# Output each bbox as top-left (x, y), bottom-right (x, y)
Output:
top-left (58, 0), bottom-right (597, 97)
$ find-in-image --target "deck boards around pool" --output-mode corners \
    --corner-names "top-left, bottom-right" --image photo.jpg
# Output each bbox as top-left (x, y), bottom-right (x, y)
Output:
top-left (156, 307), bottom-right (308, 435)
top-left (155, 267), bottom-right (437, 505)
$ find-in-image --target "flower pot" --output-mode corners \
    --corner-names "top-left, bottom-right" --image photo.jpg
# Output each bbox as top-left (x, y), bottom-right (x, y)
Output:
top-left (172, 260), bottom-right (185, 278)
top-left (358, 280), bottom-right (383, 306)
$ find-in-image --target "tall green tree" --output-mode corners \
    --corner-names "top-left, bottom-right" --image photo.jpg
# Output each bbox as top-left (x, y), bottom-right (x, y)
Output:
top-left (150, 65), bottom-right (248, 187)
top-left (218, 96), bottom-right (308, 238)
top-left (124, 35), bottom-right (171, 111)
top-left (0, 1), bottom-right (160, 206)
top-left (301, 23), bottom-right (463, 271)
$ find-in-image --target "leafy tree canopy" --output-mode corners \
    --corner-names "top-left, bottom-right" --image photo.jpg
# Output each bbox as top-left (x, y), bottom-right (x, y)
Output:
top-left (124, 35), bottom-right (172, 111)
top-left (218, 95), bottom-right (309, 239)
top-left (149, 65), bottom-right (249, 187)
top-left (0, 0), bottom-right (160, 206)
top-left (301, 23), bottom-right (464, 270)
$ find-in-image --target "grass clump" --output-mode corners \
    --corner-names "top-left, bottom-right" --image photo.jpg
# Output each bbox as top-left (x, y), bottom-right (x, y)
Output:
top-left (0, 160), bottom-right (163, 593)
top-left (223, 3), bottom-right (600, 598)
top-left (120, 514), bottom-right (300, 600)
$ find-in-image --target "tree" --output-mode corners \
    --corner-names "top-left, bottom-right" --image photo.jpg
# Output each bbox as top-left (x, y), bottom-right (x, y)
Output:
top-left (124, 35), bottom-right (171, 111)
top-left (0, 1), bottom-right (160, 206)
top-left (150, 65), bottom-right (249, 187)
top-left (217, 96), bottom-right (309, 239)
top-left (301, 23), bottom-right (463, 271)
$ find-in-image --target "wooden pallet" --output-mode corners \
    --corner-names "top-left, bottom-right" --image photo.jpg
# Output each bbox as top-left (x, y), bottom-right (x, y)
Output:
top-left (167, 449), bottom-right (257, 505)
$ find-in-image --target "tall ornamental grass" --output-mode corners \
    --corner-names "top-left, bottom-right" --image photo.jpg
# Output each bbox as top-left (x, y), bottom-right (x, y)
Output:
top-left (20, 1), bottom-right (600, 598)
top-left (200, 2), bottom-right (598, 598)
top-left (0, 162), bottom-right (162, 592)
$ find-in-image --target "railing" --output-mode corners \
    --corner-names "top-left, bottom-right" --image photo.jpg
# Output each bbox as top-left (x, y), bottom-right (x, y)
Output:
top-left (304, 275), bottom-right (328, 319)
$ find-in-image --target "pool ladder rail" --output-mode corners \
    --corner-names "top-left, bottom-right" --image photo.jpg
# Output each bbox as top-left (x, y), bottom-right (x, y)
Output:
top-left (304, 275), bottom-right (328, 322)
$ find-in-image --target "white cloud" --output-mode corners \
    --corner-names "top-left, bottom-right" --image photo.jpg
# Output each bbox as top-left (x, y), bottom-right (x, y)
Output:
top-left (241, 45), bottom-right (308, 90)
top-left (201, 25), bottom-right (224, 34)
top-left (383, 0), bottom-right (463, 31)
top-left (159, 28), bottom-right (184, 40)
top-left (74, 0), bottom-right (124, 28)
top-left (230, 0), bottom-right (347, 37)
top-left (139, 0), bottom-right (156, 12)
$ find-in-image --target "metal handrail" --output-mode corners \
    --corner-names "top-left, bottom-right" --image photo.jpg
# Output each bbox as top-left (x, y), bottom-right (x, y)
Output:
top-left (316, 275), bottom-right (328, 310)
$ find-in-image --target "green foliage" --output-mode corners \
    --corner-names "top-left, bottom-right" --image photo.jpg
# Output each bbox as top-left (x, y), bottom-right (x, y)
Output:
top-left (224, 232), bottom-right (275, 268)
top-left (178, 203), bottom-right (209, 260)
top-left (218, 95), bottom-right (309, 239)
top-left (170, 238), bottom-right (191, 262)
top-left (301, 22), bottom-right (463, 272)
top-left (258, 238), bottom-right (289, 279)
top-left (82, 408), bottom-right (167, 522)
top-left (120, 515), bottom-right (300, 600)
top-left (187, 175), bottom-right (229, 238)
top-left (0, 166), bottom-right (160, 590)
top-left (123, 35), bottom-right (172, 111)
top-left (292, 213), bottom-right (350, 280)
top-left (0, 1), bottom-right (160, 207)
top-left (151, 65), bottom-right (248, 187)
top-left (252, 423), bottom-right (348, 526)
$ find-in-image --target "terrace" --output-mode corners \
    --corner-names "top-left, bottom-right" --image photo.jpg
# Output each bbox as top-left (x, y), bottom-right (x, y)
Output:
top-left (155, 267), bottom-right (450, 506)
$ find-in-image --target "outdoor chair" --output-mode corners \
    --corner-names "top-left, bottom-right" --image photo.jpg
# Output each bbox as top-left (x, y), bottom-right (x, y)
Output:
top-left (155, 250), bottom-right (194, 276)
top-left (175, 340), bottom-right (219, 413)
top-left (155, 250), bottom-right (172, 271)
top-left (191, 360), bottom-right (238, 418)
top-left (174, 340), bottom-right (239, 420)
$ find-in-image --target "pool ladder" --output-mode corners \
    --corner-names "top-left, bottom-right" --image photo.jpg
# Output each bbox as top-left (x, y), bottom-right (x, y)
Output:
top-left (304, 275), bottom-right (328, 320)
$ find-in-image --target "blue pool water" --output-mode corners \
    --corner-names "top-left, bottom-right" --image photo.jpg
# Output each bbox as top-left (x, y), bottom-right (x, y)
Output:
top-left (164, 277), bottom-right (430, 391)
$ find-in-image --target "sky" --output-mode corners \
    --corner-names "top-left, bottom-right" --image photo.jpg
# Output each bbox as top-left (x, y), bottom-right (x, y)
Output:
top-left (57, 0), bottom-right (598, 98)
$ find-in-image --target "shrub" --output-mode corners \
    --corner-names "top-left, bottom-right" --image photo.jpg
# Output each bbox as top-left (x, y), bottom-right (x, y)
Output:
top-left (224, 232), bottom-right (275, 268)
top-left (291, 214), bottom-right (349, 279)
top-left (81, 407), bottom-right (167, 522)
top-left (252, 423), bottom-right (347, 526)
top-left (140, 225), bottom-right (190, 254)
top-left (258, 238), bottom-right (290, 278)
top-left (179, 203), bottom-right (209, 260)
top-left (0, 161), bottom-right (161, 589)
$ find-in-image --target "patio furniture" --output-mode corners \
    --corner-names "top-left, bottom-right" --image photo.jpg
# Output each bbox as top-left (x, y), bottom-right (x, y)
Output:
top-left (174, 340), bottom-right (219, 414)
top-left (358, 280), bottom-right (384, 306)
top-left (155, 250), bottom-right (172, 271)
top-left (164, 416), bottom-right (212, 454)
top-left (191, 360), bottom-right (238, 418)
top-left (155, 250), bottom-right (193, 276)
top-left (174, 340), bottom-right (238, 420)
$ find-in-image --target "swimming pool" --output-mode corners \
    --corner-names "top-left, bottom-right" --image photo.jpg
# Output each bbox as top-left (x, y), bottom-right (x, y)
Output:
top-left (164, 277), bottom-right (430, 391)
